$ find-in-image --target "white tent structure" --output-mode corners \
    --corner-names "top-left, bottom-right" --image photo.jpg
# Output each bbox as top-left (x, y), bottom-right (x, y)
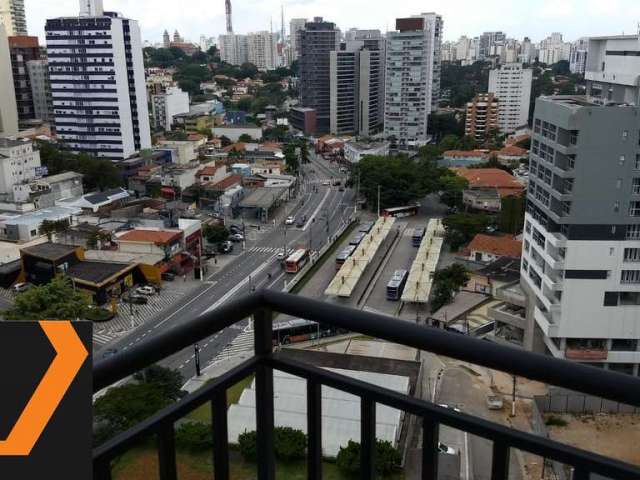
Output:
top-left (402, 219), bottom-right (446, 303)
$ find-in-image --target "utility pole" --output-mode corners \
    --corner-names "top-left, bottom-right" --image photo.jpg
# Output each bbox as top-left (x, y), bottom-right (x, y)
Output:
top-left (194, 343), bottom-right (201, 377)
top-left (511, 375), bottom-right (517, 417)
top-left (377, 185), bottom-right (381, 218)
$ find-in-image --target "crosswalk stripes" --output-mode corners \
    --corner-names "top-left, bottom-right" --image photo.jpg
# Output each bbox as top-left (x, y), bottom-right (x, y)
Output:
top-left (248, 246), bottom-right (283, 254)
top-left (206, 328), bottom-right (255, 367)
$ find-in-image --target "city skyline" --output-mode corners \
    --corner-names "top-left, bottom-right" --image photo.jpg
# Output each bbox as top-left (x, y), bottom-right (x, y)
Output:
top-left (23, 0), bottom-right (640, 45)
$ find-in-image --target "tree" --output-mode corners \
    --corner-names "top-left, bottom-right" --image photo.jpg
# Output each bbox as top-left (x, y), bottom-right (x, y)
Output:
top-left (499, 195), bottom-right (526, 234)
top-left (238, 430), bottom-right (258, 461)
top-left (236, 96), bottom-right (253, 112)
top-left (238, 427), bottom-right (307, 462)
top-left (428, 112), bottom-right (464, 141)
top-left (439, 174), bottom-right (469, 209)
top-left (336, 440), bottom-right (402, 476)
top-left (4, 276), bottom-right (92, 321)
top-left (238, 133), bottom-right (254, 143)
top-left (237, 62), bottom-right (258, 79)
top-left (551, 60), bottom-right (571, 77)
top-left (203, 224), bottom-right (229, 244)
top-left (175, 422), bottom-right (213, 452)
top-left (133, 365), bottom-right (184, 401)
top-left (443, 212), bottom-right (494, 251)
top-left (283, 142), bottom-right (299, 174)
top-left (438, 134), bottom-right (462, 153)
top-left (431, 264), bottom-right (470, 312)
top-left (219, 135), bottom-right (232, 147)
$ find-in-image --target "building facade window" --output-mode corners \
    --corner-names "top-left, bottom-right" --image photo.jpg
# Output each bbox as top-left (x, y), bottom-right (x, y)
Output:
top-left (621, 270), bottom-right (640, 284)
top-left (630, 202), bottom-right (640, 217)
top-left (627, 224), bottom-right (640, 239)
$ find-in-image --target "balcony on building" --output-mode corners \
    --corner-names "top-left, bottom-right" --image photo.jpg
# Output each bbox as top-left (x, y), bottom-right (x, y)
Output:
top-left (565, 339), bottom-right (609, 361)
top-left (93, 291), bottom-right (640, 480)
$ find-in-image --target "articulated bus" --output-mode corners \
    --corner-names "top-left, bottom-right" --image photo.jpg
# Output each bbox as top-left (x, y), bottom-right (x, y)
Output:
top-left (272, 318), bottom-right (347, 345)
top-left (382, 205), bottom-right (419, 218)
top-left (285, 249), bottom-right (310, 273)
top-left (335, 244), bottom-right (357, 270)
top-left (350, 232), bottom-right (366, 246)
top-left (359, 221), bottom-right (374, 234)
top-left (412, 227), bottom-right (426, 247)
top-left (386, 269), bottom-right (409, 301)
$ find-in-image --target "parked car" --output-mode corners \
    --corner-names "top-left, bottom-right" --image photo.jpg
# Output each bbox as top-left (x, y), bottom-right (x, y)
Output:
top-left (124, 294), bottom-right (148, 305)
top-left (12, 282), bottom-right (31, 293)
top-left (101, 348), bottom-right (118, 359)
top-left (276, 248), bottom-right (293, 261)
top-left (218, 241), bottom-right (233, 254)
top-left (296, 217), bottom-right (306, 228)
top-left (229, 224), bottom-right (242, 234)
top-left (230, 233), bottom-right (244, 242)
top-left (161, 272), bottom-right (176, 282)
top-left (322, 180), bottom-right (331, 186)
top-left (285, 216), bottom-right (295, 225)
top-left (486, 394), bottom-right (504, 410)
top-left (136, 285), bottom-right (156, 296)
top-left (338, 186), bottom-right (345, 192)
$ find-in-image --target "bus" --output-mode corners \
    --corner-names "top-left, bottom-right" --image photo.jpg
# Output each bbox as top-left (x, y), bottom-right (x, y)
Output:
top-left (335, 244), bottom-right (357, 270)
top-left (359, 221), bottom-right (374, 234)
top-left (386, 269), bottom-right (408, 301)
top-left (382, 205), bottom-right (419, 218)
top-left (412, 227), bottom-right (426, 247)
top-left (285, 249), bottom-right (310, 273)
top-left (350, 232), bottom-right (366, 246)
top-left (272, 318), bottom-right (348, 346)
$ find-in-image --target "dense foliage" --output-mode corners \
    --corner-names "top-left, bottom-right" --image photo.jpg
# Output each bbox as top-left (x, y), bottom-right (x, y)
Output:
top-left (441, 61), bottom-right (491, 107)
top-left (431, 264), bottom-right (471, 312)
top-left (336, 440), bottom-right (402, 476)
top-left (4, 276), bottom-right (92, 321)
top-left (238, 427), bottom-right (307, 462)
top-left (175, 422), bottom-right (213, 452)
top-left (203, 224), bottom-right (229, 244)
top-left (443, 212), bottom-right (495, 251)
top-left (36, 140), bottom-right (122, 191)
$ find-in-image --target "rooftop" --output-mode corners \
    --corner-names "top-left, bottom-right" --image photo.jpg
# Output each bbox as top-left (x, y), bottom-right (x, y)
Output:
top-left (239, 187), bottom-right (287, 209)
top-left (468, 234), bottom-right (523, 259)
top-left (455, 168), bottom-right (524, 197)
top-left (67, 261), bottom-right (134, 285)
top-left (443, 149), bottom-right (490, 158)
top-left (0, 206), bottom-right (81, 226)
top-left (476, 256), bottom-right (522, 283)
top-left (42, 171), bottom-right (83, 183)
top-left (0, 138), bottom-right (28, 148)
top-left (21, 242), bottom-right (77, 261)
top-left (117, 229), bottom-right (182, 245)
top-left (498, 145), bottom-right (528, 157)
top-left (210, 175), bottom-right (242, 191)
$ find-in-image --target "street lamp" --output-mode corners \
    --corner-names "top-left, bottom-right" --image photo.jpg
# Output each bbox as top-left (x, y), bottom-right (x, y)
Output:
top-left (194, 343), bottom-right (201, 377)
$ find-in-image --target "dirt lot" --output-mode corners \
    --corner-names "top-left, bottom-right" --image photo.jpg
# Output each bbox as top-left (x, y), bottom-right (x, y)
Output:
top-left (546, 413), bottom-right (640, 466)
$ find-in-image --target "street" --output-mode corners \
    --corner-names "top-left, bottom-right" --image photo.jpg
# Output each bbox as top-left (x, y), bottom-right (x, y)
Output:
top-left (96, 152), bottom-right (354, 378)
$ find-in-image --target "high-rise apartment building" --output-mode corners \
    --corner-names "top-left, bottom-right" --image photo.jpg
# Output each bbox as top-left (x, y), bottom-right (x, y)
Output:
top-left (488, 63), bottom-right (532, 133)
top-left (298, 17), bottom-right (340, 133)
top-left (45, 0), bottom-right (151, 159)
top-left (464, 93), bottom-right (499, 142)
top-left (0, 0), bottom-right (26, 36)
top-left (522, 95), bottom-right (640, 375)
top-left (218, 33), bottom-right (248, 66)
top-left (162, 30), bottom-right (170, 48)
top-left (585, 35), bottom-right (640, 106)
top-left (8, 36), bottom-right (40, 123)
top-left (289, 18), bottom-right (307, 58)
top-left (569, 38), bottom-right (588, 75)
top-left (247, 31), bottom-right (278, 71)
top-left (384, 14), bottom-right (441, 148)
top-left (538, 32), bottom-right (570, 65)
top-left (0, 24), bottom-right (18, 136)
top-left (479, 31), bottom-right (506, 60)
top-left (329, 31), bottom-right (384, 136)
top-left (519, 37), bottom-right (534, 64)
top-left (26, 59), bottom-right (52, 122)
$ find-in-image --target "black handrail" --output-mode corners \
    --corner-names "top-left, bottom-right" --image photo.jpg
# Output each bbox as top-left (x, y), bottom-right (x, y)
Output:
top-left (95, 289), bottom-right (640, 408)
top-left (93, 289), bottom-right (640, 480)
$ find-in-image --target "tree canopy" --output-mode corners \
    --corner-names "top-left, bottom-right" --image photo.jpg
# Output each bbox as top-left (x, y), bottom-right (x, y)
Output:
top-left (4, 276), bottom-right (92, 321)
top-left (431, 264), bottom-right (470, 312)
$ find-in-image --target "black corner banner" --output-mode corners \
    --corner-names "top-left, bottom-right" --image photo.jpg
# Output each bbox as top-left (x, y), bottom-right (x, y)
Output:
top-left (0, 321), bottom-right (92, 479)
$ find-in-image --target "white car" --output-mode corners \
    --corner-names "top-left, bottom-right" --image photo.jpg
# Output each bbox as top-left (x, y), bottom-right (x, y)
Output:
top-left (322, 180), bottom-right (331, 186)
top-left (12, 282), bottom-right (30, 293)
top-left (285, 216), bottom-right (295, 225)
top-left (136, 286), bottom-right (156, 296)
top-left (438, 403), bottom-right (462, 413)
top-left (438, 442), bottom-right (457, 455)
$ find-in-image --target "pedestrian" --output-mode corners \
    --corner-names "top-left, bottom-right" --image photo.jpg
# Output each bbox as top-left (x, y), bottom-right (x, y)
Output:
top-left (183, 274), bottom-right (186, 282)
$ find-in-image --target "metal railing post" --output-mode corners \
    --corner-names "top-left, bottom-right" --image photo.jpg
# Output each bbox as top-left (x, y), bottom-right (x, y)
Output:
top-left (157, 422), bottom-right (177, 480)
top-left (212, 390), bottom-right (230, 480)
top-left (307, 380), bottom-right (323, 480)
top-left (491, 441), bottom-right (510, 480)
top-left (94, 460), bottom-right (112, 480)
top-left (254, 308), bottom-right (275, 480)
top-left (422, 417), bottom-right (440, 480)
top-left (361, 398), bottom-right (376, 480)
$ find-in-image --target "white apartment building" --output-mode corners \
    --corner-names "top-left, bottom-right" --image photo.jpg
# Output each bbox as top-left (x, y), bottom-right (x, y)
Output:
top-left (538, 32), bottom-right (571, 65)
top-left (488, 63), bottom-right (532, 133)
top-left (384, 14), bottom-right (441, 148)
top-left (247, 31), bottom-right (278, 71)
top-left (218, 33), bottom-right (248, 66)
top-left (26, 59), bottom-right (51, 122)
top-left (0, 0), bottom-right (26, 36)
top-left (0, 138), bottom-right (42, 202)
top-left (585, 35), bottom-right (640, 106)
top-left (569, 38), bottom-right (589, 75)
top-left (0, 24), bottom-right (18, 136)
top-left (151, 86), bottom-right (189, 131)
top-left (45, 0), bottom-right (151, 160)
top-left (289, 18), bottom-right (307, 58)
top-left (522, 95), bottom-right (640, 376)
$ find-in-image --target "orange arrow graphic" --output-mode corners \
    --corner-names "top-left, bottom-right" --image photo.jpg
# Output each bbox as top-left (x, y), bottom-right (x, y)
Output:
top-left (0, 321), bottom-right (88, 456)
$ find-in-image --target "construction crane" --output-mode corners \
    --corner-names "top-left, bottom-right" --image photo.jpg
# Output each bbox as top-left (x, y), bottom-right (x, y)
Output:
top-left (225, 0), bottom-right (233, 33)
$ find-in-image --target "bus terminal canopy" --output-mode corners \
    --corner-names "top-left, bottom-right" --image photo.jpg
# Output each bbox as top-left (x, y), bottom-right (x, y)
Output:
top-left (239, 187), bottom-right (287, 210)
top-left (325, 217), bottom-right (396, 298)
top-left (401, 218), bottom-right (446, 304)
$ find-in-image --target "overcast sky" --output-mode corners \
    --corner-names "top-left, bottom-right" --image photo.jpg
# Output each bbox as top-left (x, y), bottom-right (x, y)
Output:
top-left (26, 0), bottom-right (640, 45)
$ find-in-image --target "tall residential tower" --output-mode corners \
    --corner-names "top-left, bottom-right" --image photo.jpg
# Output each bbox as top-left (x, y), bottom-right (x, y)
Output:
top-left (0, 0), bottom-right (26, 36)
top-left (45, 0), bottom-right (151, 159)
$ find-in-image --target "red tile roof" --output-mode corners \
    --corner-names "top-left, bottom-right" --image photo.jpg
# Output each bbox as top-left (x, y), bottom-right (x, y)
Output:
top-left (211, 174), bottom-right (242, 191)
top-left (506, 134), bottom-right (530, 146)
top-left (223, 143), bottom-right (246, 153)
top-left (498, 145), bottom-right (528, 157)
top-left (187, 133), bottom-right (206, 141)
top-left (468, 234), bottom-right (523, 258)
top-left (455, 168), bottom-right (525, 198)
top-left (196, 166), bottom-right (218, 177)
top-left (118, 229), bottom-right (182, 245)
top-left (443, 150), bottom-right (490, 158)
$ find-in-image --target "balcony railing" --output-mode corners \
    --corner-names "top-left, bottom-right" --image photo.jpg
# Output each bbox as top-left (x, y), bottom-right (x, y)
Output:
top-left (93, 290), bottom-right (640, 480)
top-left (565, 348), bottom-right (609, 361)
